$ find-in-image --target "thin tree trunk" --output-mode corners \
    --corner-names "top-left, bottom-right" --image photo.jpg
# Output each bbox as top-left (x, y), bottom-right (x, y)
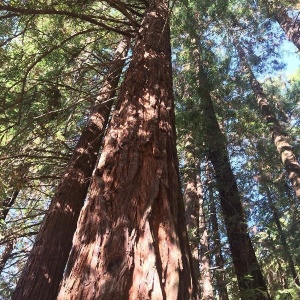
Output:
top-left (208, 175), bottom-right (229, 300)
top-left (0, 190), bottom-right (19, 275)
top-left (197, 165), bottom-right (214, 300)
top-left (265, 187), bottom-right (300, 286)
top-left (183, 135), bottom-right (201, 296)
top-left (0, 190), bottom-right (19, 221)
top-left (198, 72), bottom-right (270, 298)
top-left (12, 37), bottom-right (129, 300)
top-left (268, 240), bottom-right (289, 290)
top-left (57, 2), bottom-right (195, 299)
top-left (234, 38), bottom-right (300, 200)
top-left (183, 136), bottom-right (214, 299)
top-left (263, 0), bottom-right (300, 50)
top-left (181, 13), bottom-right (269, 295)
top-left (0, 240), bottom-right (14, 274)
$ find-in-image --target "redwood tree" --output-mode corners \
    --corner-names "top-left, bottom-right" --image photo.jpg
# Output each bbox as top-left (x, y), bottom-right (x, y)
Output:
top-left (197, 166), bottom-right (214, 300)
top-left (175, 3), bottom-right (270, 297)
top-left (183, 134), bottom-right (201, 290)
top-left (201, 80), bottom-right (270, 299)
top-left (182, 136), bottom-right (214, 299)
top-left (12, 38), bottom-right (129, 300)
top-left (208, 180), bottom-right (229, 300)
top-left (57, 1), bottom-right (195, 299)
top-left (261, 0), bottom-right (300, 50)
top-left (264, 184), bottom-right (300, 286)
top-left (233, 33), bottom-right (300, 200)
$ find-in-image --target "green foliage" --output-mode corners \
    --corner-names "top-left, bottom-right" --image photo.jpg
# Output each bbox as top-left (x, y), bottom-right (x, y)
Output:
top-left (0, 2), bottom-right (146, 297)
top-left (172, 0), bottom-right (300, 298)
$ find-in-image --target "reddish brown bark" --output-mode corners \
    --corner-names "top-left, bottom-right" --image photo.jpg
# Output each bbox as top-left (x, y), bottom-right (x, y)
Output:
top-left (235, 40), bottom-right (300, 200)
top-left (184, 151), bottom-right (214, 299)
top-left (183, 137), bottom-right (214, 299)
top-left (263, 0), bottom-right (300, 50)
top-left (12, 38), bottom-right (129, 300)
top-left (57, 2), bottom-right (195, 299)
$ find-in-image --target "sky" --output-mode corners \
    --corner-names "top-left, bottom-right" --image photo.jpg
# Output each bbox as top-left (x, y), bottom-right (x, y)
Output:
top-left (280, 39), bottom-right (300, 77)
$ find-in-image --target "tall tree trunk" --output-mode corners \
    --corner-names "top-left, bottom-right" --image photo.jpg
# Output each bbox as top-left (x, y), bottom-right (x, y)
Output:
top-left (183, 136), bottom-right (214, 299)
top-left (198, 72), bottom-right (270, 298)
top-left (197, 165), bottom-right (214, 300)
top-left (12, 37), bottom-right (129, 300)
top-left (268, 241), bottom-right (289, 290)
top-left (265, 187), bottom-right (300, 286)
top-left (183, 134), bottom-right (200, 296)
top-left (181, 12), bottom-right (269, 295)
top-left (179, 5), bottom-right (268, 297)
top-left (234, 38), bottom-right (300, 200)
top-left (57, 1), bottom-right (195, 299)
top-left (204, 97), bottom-right (269, 299)
top-left (207, 174), bottom-right (229, 300)
top-left (262, 0), bottom-right (300, 50)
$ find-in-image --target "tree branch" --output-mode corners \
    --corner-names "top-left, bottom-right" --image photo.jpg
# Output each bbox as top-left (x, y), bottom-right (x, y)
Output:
top-left (0, 5), bottom-right (134, 37)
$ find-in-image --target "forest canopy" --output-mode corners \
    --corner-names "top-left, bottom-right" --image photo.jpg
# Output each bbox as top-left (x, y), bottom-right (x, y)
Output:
top-left (0, 0), bottom-right (299, 299)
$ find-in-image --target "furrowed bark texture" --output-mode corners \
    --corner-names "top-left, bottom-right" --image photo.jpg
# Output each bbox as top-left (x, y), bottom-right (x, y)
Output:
top-left (183, 142), bottom-right (214, 300)
top-left (12, 38), bottom-right (129, 300)
top-left (263, 0), bottom-right (300, 50)
top-left (57, 2), bottom-right (194, 299)
top-left (235, 40), bottom-right (300, 200)
top-left (199, 73), bottom-right (270, 298)
top-left (183, 135), bottom-right (200, 294)
top-left (208, 181), bottom-right (229, 300)
top-left (197, 169), bottom-right (214, 300)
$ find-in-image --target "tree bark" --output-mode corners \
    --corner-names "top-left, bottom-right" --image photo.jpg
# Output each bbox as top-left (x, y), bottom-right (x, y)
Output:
top-left (205, 106), bottom-right (270, 299)
top-left (0, 190), bottom-right (19, 221)
top-left (234, 39), bottom-right (300, 200)
top-left (198, 73), bottom-right (270, 299)
top-left (265, 187), bottom-right (300, 286)
top-left (183, 136), bottom-right (214, 299)
top-left (0, 240), bottom-right (14, 275)
top-left (0, 190), bottom-right (19, 275)
top-left (183, 134), bottom-right (200, 293)
top-left (12, 37), bottom-right (129, 300)
top-left (179, 11), bottom-right (269, 296)
top-left (207, 174), bottom-right (229, 300)
top-left (57, 1), bottom-right (195, 299)
top-left (263, 0), bottom-right (300, 50)
top-left (197, 166), bottom-right (214, 300)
